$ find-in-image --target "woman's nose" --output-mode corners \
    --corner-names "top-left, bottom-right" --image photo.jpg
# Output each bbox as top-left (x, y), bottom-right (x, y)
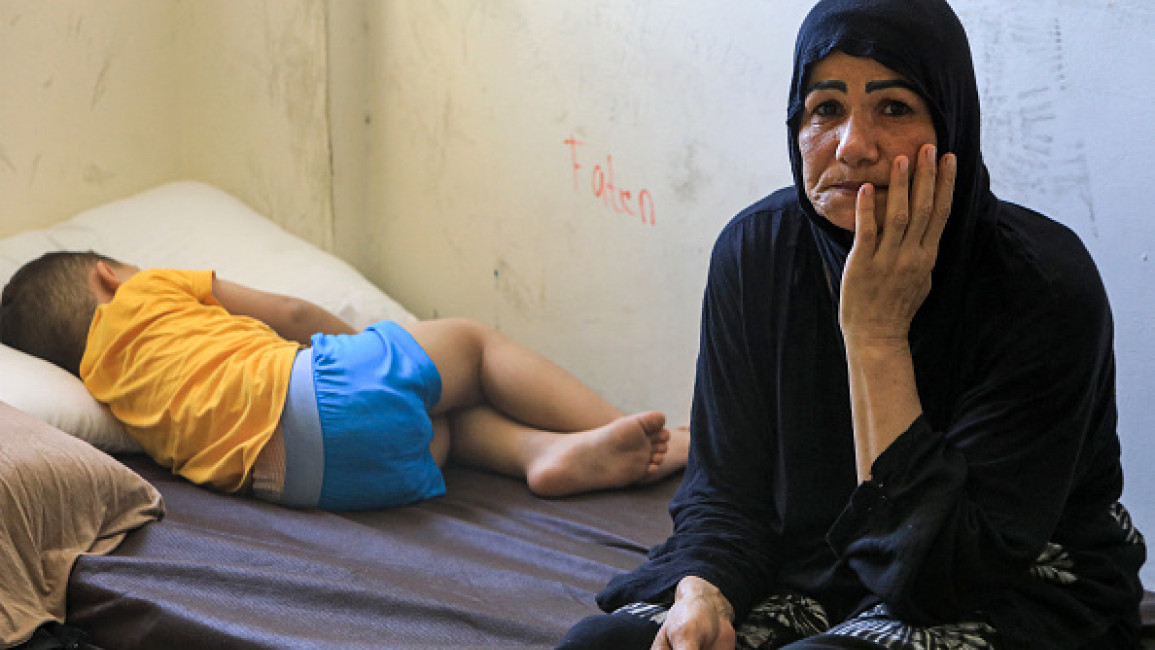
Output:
top-left (836, 114), bottom-right (880, 167)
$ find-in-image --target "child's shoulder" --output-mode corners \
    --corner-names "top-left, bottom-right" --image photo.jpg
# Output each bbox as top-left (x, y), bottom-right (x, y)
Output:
top-left (124, 268), bottom-right (213, 295)
top-left (101, 269), bottom-right (218, 319)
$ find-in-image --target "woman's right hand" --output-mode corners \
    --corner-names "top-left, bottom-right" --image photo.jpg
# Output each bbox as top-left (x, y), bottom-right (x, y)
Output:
top-left (651, 576), bottom-right (737, 650)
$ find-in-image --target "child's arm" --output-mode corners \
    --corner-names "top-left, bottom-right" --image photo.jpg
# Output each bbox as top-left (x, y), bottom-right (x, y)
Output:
top-left (212, 277), bottom-right (356, 344)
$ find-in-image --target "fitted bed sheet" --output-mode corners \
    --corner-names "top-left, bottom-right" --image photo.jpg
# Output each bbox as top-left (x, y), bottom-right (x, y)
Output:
top-left (66, 455), bottom-right (680, 649)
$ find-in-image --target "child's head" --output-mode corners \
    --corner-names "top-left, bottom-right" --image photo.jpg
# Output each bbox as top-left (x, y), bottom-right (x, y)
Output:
top-left (0, 250), bottom-right (120, 377)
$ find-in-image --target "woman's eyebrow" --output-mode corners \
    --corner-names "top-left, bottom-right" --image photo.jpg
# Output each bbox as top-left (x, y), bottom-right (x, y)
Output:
top-left (865, 79), bottom-right (917, 93)
top-left (804, 79), bottom-right (918, 97)
top-left (804, 80), bottom-right (848, 96)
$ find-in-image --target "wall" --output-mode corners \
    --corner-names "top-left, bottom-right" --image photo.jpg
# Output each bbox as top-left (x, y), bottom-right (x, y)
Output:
top-left (356, 1), bottom-right (807, 425)
top-left (350, 0), bottom-right (1155, 585)
top-left (175, 0), bottom-right (332, 247)
top-left (0, 0), bottom-right (332, 245)
top-left (328, 0), bottom-right (371, 263)
top-left (0, 0), bottom-right (183, 236)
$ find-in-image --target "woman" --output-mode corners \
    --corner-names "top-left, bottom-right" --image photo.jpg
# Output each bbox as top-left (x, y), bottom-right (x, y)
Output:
top-left (559, 0), bottom-right (1145, 648)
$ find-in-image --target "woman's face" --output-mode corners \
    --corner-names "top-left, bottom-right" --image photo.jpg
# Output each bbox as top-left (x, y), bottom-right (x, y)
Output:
top-left (798, 52), bottom-right (938, 231)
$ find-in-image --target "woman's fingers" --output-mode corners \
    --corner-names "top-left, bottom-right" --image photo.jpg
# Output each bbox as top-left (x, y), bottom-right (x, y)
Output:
top-left (869, 145), bottom-right (954, 256)
top-left (854, 182), bottom-right (877, 250)
top-left (650, 626), bottom-right (674, 650)
top-left (909, 145), bottom-right (939, 242)
top-left (877, 155), bottom-right (911, 254)
top-left (923, 152), bottom-right (956, 250)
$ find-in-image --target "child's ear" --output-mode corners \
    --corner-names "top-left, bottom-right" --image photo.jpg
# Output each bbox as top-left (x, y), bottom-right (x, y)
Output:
top-left (92, 261), bottom-right (123, 302)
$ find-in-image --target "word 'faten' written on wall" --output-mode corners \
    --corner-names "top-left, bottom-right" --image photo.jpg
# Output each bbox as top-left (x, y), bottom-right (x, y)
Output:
top-left (564, 137), bottom-right (656, 226)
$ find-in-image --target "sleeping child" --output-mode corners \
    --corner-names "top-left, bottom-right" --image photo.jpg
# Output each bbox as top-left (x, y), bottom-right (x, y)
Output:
top-left (0, 251), bottom-right (689, 510)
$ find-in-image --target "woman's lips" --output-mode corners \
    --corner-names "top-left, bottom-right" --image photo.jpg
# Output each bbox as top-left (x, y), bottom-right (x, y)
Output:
top-left (828, 181), bottom-right (889, 194)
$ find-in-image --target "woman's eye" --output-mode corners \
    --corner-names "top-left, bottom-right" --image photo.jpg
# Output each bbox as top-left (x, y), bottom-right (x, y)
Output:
top-left (811, 100), bottom-right (841, 118)
top-left (882, 100), bottom-right (914, 117)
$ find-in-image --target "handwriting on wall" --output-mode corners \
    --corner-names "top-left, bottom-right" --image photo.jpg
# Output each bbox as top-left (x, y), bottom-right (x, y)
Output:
top-left (564, 136), bottom-right (656, 226)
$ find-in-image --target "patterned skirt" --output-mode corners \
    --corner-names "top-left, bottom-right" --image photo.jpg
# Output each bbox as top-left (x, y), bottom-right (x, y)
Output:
top-left (596, 502), bottom-right (1144, 650)
top-left (733, 595), bottom-right (996, 649)
top-left (614, 595), bottom-right (996, 649)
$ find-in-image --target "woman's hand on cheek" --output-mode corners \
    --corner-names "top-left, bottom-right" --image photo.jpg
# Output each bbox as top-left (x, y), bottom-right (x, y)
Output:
top-left (839, 145), bottom-right (957, 349)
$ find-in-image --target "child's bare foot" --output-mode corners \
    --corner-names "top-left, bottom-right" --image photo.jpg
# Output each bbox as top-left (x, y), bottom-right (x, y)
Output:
top-left (525, 411), bottom-right (668, 498)
top-left (641, 424), bottom-right (690, 484)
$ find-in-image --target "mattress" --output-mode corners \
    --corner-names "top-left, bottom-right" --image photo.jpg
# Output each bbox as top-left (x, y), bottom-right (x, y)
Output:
top-left (66, 455), bottom-right (680, 649)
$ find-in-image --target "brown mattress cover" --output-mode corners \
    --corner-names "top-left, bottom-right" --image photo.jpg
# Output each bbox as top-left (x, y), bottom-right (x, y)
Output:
top-left (66, 455), bottom-right (680, 649)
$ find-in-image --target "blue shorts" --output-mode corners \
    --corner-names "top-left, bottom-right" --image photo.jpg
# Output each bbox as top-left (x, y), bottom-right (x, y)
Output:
top-left (279, 320), bottom-right (446, 510)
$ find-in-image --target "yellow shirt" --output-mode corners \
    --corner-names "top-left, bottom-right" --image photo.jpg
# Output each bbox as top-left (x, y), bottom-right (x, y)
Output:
top-left (80, 269), bottom-right (299, 492)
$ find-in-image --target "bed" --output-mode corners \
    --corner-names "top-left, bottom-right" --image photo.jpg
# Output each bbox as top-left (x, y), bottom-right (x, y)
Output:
top-left (65, 456), bottom-right (676, 649)
top-left (0, 183), bottom-right (1149, 649)
top-left (0, 182), bottom-right (678, 649)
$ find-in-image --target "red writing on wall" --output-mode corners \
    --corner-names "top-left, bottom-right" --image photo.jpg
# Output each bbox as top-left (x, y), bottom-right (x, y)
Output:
top-left (564, 136), bottom-right (656, 226)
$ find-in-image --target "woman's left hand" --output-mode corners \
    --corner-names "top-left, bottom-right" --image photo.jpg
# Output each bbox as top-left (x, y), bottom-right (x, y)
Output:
top-left (839, 144), bottom-right (956, 346)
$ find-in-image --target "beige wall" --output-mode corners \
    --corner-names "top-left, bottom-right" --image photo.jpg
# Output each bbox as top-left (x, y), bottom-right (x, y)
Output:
top-left (349, 1), bottom-right (799, 423)
top-left (0, 0), bottom-right (332, 246)
top-left (327, 0), bottom-right (371, 267)
top-left (0, 0), bottom-right (182, 236)
top-left (176, 0), bottom-right (332, 248)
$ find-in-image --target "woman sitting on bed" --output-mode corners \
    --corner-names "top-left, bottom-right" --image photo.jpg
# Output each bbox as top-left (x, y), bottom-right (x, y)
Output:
top-left (559, 0), bottom-right (1145, 648)
top-left (0, 253), bottom-right (688, 510)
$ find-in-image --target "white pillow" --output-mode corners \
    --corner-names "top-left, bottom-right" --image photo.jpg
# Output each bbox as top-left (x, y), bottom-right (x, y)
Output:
top-left (0, 181), bottom-right (416, 452)
top-left (0, 344), bottom-right (137, 453)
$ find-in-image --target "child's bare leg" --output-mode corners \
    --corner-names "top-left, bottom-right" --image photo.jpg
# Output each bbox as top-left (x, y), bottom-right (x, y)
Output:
top-left (404, 318), bottom-right (682, 494)
top-left (406, 318), bottom-right (623, 428)
top-left (430, 415), bottom-right (451, 467)
top-left (447, 405), bottom-right (669, 497)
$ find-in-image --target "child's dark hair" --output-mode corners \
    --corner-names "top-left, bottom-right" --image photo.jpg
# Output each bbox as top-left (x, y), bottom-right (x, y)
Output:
top-left (0, 250), bottom-right (118, 377)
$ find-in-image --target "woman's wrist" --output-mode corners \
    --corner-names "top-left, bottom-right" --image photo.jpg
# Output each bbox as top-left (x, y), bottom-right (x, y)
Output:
top-left (675, 576), bottom-right (735, 622)
top-left (842, 331), bottom-right (912, 358)
top-left (844, 332), bottom-right (923, 481)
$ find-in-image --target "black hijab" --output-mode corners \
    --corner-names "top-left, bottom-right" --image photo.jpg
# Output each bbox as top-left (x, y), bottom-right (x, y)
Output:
top-left (786, 0), bottom-right (998, 424)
